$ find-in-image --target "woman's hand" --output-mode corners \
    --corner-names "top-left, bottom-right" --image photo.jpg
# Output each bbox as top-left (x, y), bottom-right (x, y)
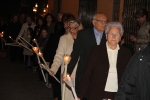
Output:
top-left (49, 70), bottom-right (55, 76)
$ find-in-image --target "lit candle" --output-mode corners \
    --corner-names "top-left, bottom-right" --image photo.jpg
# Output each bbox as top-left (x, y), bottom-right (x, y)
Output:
top-left (32, 47), bottom-right (39, 53)
top-left (67, 75), bottom-right (71, 81)
top-left (64, 55), bottom-right (71, 64)
top-left (38, 51), bottom-right (43, 57)
top-left (33, 38), bottom-right (41, 52)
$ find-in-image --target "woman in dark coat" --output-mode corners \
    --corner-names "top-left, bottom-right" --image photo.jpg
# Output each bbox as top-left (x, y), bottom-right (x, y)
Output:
top-left (78, 22), bottom-right (132, 100)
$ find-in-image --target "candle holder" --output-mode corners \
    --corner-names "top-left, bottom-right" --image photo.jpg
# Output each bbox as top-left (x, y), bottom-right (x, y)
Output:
top-left (37, 51), bottom-right (60, 83)
top-left (32, 47), bottom-right (47, 82)
top-left (19, 36), bottom-right (33, 47)
top-left (62, 54), bottom-right (71, 100)
top-left (63, 75), bottom-right (78, 100)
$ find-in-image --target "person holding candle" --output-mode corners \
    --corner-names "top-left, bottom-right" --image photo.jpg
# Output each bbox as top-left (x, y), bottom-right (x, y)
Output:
top-left (49, 19), bottom-right (83, 100)
top-left (77, 22), bottom-right (132, 100)
top-left (43, 13), bottom-right (75, 100)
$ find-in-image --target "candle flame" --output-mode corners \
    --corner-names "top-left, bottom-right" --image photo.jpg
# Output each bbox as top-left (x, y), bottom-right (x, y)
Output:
top-left (67, 75), bottom-right (70, 78)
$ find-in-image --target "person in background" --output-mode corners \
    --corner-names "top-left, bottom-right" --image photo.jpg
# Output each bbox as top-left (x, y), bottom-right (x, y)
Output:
top-left (5, 14), bottom-right (21, 62)
top-left (33, 16), bottom-right (44, 39)
top-left (130, 8), bottom-right (150, 52)
top-left (37, 27), bottom-right (49, 52)
top-left (67, 12), bottom-right (107, 93)
top-left (77, 22), bottom-right (132, 100)
top-left (115, 43), bottom-right (150, 100)
top-left (15, 15), bottom-right (36, 63)
top-left (23, 28), bottom-right (33, 68)
top-left (19, 13), bottom-right (27, 25)
top-left (57, 12), bottom-right (64, 22)
top-left (16, 15), bottom-right (36, 41)
top-left (43, 13), bottom-right (55, 36)
top-left (0, 18), bottom-right (7, 33)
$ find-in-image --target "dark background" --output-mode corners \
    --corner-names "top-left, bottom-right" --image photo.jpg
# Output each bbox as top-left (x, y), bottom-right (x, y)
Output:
top-left (0, 0), bottom-right (48, 21)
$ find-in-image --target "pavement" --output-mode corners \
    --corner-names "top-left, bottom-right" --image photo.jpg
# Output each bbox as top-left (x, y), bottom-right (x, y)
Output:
top-left (0, 50), bottom-right (54, 100)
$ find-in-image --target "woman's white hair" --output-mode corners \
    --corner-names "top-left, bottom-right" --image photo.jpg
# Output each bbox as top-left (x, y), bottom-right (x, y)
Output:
top-left (68, 19), bottom-right (80, 27)
top-left (105, 22), bottom-right (124, 36)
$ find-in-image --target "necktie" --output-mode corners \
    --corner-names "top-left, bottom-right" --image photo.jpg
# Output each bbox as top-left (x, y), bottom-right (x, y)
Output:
top-left (97, 33), bottom-right (101, 45)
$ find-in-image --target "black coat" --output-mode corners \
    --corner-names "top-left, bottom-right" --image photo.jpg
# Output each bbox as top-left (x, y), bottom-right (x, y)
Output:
top-left (67, 28), bottom-right (106, 92)
top-left (115, 43), bottom-right (150, 100)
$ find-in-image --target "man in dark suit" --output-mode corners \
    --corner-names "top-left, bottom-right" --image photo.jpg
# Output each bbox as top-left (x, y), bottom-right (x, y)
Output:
top-left (67, 12), bottom-right (107, 93)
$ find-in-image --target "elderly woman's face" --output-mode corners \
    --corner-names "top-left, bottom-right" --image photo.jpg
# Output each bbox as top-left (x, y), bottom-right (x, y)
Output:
top-left (106, 27), bottom-right (121, 46)
top-left (68, 23), bottom-right (79, 36)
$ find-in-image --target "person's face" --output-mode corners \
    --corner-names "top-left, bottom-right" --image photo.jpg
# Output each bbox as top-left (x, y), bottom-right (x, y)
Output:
top-left (38, 19), bottom-right (43, 26)
top-left (106, 27), bottom-right (121, 46)
top-left (41, 30), bottom-right (47, 38)
top-left (92, 14), bottom-right (107, 32)
top-left (27, 17), bottom-right (32, 24)
top-left (68, 23), bottom-right (79, 36)
top-left (46, 15), bottom-right (52, 23)
top-left (136, 15), bottom-right (146, 24)
top-left (57, 13), bottom-right (63, 21)
top-left (13, 16), bottom-right (18, 22)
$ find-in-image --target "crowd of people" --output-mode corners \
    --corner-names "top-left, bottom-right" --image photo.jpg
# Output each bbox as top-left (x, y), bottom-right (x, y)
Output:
top-left (0, 8), bottom-right (150, 100)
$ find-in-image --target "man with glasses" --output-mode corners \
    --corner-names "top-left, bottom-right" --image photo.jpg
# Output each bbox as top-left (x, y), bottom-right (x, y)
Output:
top-left (67, 12), bottom-right (107, 93)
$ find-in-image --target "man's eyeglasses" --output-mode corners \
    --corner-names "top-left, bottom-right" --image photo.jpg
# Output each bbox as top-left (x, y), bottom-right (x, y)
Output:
top-left (94, 19), bottom-right (108, 23)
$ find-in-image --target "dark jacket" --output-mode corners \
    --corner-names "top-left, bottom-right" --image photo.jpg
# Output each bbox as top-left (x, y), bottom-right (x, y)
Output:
top-left (78, 44), bottom-right (132, 100)
top-left (67, 28), bottom-right (106, 93)
top-left (115, 43), bottom-right (150, 100)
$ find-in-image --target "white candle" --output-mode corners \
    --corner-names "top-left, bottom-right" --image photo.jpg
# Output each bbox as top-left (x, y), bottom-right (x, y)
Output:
top-left (20, 36), bottom-right (33, 47)
top-left (66, 75), bottom-right (78, 100)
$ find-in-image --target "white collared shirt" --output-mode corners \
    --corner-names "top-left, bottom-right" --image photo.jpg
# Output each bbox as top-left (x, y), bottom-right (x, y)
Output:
top-left (104, 42), bottom-right (120, 92)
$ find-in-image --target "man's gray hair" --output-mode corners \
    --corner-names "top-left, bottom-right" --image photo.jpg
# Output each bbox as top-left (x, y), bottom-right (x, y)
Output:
top-left (105, 22), bottom-right (124, 36)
